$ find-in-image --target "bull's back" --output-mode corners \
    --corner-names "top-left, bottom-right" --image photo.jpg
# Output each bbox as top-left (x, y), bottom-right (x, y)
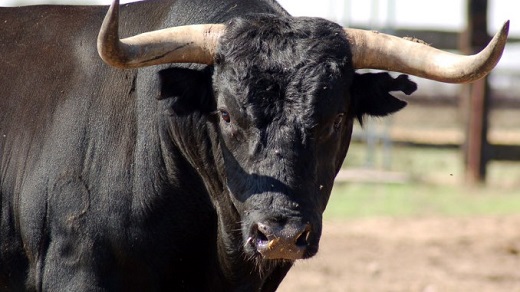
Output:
top-left (0, 4), bottom-right (110, 171)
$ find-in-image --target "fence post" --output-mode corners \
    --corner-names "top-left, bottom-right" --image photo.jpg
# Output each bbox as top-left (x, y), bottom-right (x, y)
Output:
top-left (462, 0), bottom-right (491, 184)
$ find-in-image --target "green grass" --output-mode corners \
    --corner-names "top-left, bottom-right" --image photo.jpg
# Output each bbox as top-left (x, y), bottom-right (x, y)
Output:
top-left (325, 182), bottom-right (520, 219)
top-left (324, 142), bottom-right (520, 219)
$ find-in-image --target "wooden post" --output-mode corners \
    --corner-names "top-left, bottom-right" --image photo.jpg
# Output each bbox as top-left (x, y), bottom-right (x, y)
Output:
top-left (462, 0), bottom-right (491, 184)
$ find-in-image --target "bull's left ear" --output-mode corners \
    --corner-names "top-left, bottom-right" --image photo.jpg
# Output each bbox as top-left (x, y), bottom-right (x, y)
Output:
top-left (350, 72), bottom-right (416, 123)
top-left (158, 67), bottom-right (214, 115)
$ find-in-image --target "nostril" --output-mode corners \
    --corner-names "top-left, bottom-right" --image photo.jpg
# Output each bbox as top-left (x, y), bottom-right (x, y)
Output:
top-left (295, 229), bottom-right (310, 247)
top-left (251, 223), bottom-right (271, 247)
top-left (256, 228), bottom-right (269, 244)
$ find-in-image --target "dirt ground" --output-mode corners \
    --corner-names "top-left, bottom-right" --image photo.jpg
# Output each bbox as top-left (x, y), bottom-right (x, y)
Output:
top-left (278, 216), bottom-right (520, 292)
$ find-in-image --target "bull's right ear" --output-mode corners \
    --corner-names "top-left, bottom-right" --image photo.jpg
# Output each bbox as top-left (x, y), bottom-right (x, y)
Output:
top-left (158, 67), bottom-right (215, 115)
top-left (350, 72), bottom-right (416, 124)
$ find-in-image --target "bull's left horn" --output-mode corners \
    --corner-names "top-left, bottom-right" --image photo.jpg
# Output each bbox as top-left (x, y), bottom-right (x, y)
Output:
top-left (345, 21), bottom-right (509, 83)
top-left (97, 0), bottom-right (225, 68)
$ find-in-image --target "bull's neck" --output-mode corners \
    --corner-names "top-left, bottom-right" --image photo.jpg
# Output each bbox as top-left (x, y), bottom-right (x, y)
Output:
top-left (159, 112), bottom-right (289, 291)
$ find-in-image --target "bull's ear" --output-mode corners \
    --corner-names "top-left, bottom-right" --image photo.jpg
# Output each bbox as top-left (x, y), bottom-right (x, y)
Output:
top-left (158, 67), bottom-right (214, 115)
top-left (350, 72), bottom-right (416, 124)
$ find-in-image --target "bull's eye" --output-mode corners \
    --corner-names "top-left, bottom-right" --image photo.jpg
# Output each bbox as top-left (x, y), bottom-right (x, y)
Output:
top-left (219, 109), bottom-right (231, 123)
top-left (333, 113), bottom-right (345, 130)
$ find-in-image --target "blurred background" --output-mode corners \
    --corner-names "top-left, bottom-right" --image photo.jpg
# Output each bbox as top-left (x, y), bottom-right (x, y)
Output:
top-left (2, 0), bottom-right (519, 290)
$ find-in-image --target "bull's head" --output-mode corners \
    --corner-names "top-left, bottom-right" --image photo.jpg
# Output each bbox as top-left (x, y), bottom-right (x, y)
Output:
top-left (98, 0), bottom-right (508, 262)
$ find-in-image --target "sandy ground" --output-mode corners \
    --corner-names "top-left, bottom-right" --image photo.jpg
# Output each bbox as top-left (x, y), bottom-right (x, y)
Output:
top-left (278, 216), bottom-right (520, 292)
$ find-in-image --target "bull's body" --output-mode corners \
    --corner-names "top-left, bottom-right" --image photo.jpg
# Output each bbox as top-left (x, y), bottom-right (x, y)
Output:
top-left (0, 0), bottom-right (506, 291)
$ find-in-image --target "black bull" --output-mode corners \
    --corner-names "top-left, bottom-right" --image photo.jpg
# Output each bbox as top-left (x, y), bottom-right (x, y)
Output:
top-left (0, 0), bottom-right (507, 291)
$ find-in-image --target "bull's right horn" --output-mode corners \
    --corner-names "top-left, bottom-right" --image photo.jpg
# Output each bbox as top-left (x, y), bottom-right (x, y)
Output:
top-left (345, 21), bottom-right (509, 83)
top-left (97, 0), bottom-right (225, 68)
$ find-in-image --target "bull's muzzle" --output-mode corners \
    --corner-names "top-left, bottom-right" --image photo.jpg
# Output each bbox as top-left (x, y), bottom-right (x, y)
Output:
top-left (248, 220), bottom-right (312, 260)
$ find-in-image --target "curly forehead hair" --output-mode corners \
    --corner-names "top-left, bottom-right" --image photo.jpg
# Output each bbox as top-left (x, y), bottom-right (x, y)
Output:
top-left (215, 14), bottom-right (352, 72)
top-left (213, 14), bottom-right (354, 120)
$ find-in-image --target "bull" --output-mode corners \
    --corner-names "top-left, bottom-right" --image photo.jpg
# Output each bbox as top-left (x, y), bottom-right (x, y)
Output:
top-left (0, 0), bottom-right (508, 290)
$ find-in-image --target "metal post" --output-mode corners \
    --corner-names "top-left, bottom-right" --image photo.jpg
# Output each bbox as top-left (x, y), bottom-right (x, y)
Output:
top-left (364, 0), bottom-right (381, 168)
top-left (382, 0), bottom-right (396, 170)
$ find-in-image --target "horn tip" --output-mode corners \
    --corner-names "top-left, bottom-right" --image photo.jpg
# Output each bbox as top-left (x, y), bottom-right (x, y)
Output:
top-left (501, 20), bottom-right (510, 36)
top-left (502, 19), bottom-right (511, 35)
top-left (492, 20), bottom-right (509, 53)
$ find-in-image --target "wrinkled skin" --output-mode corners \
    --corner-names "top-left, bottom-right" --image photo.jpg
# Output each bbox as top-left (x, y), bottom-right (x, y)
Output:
top-left (0, 1), bottom-right (415, 291)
